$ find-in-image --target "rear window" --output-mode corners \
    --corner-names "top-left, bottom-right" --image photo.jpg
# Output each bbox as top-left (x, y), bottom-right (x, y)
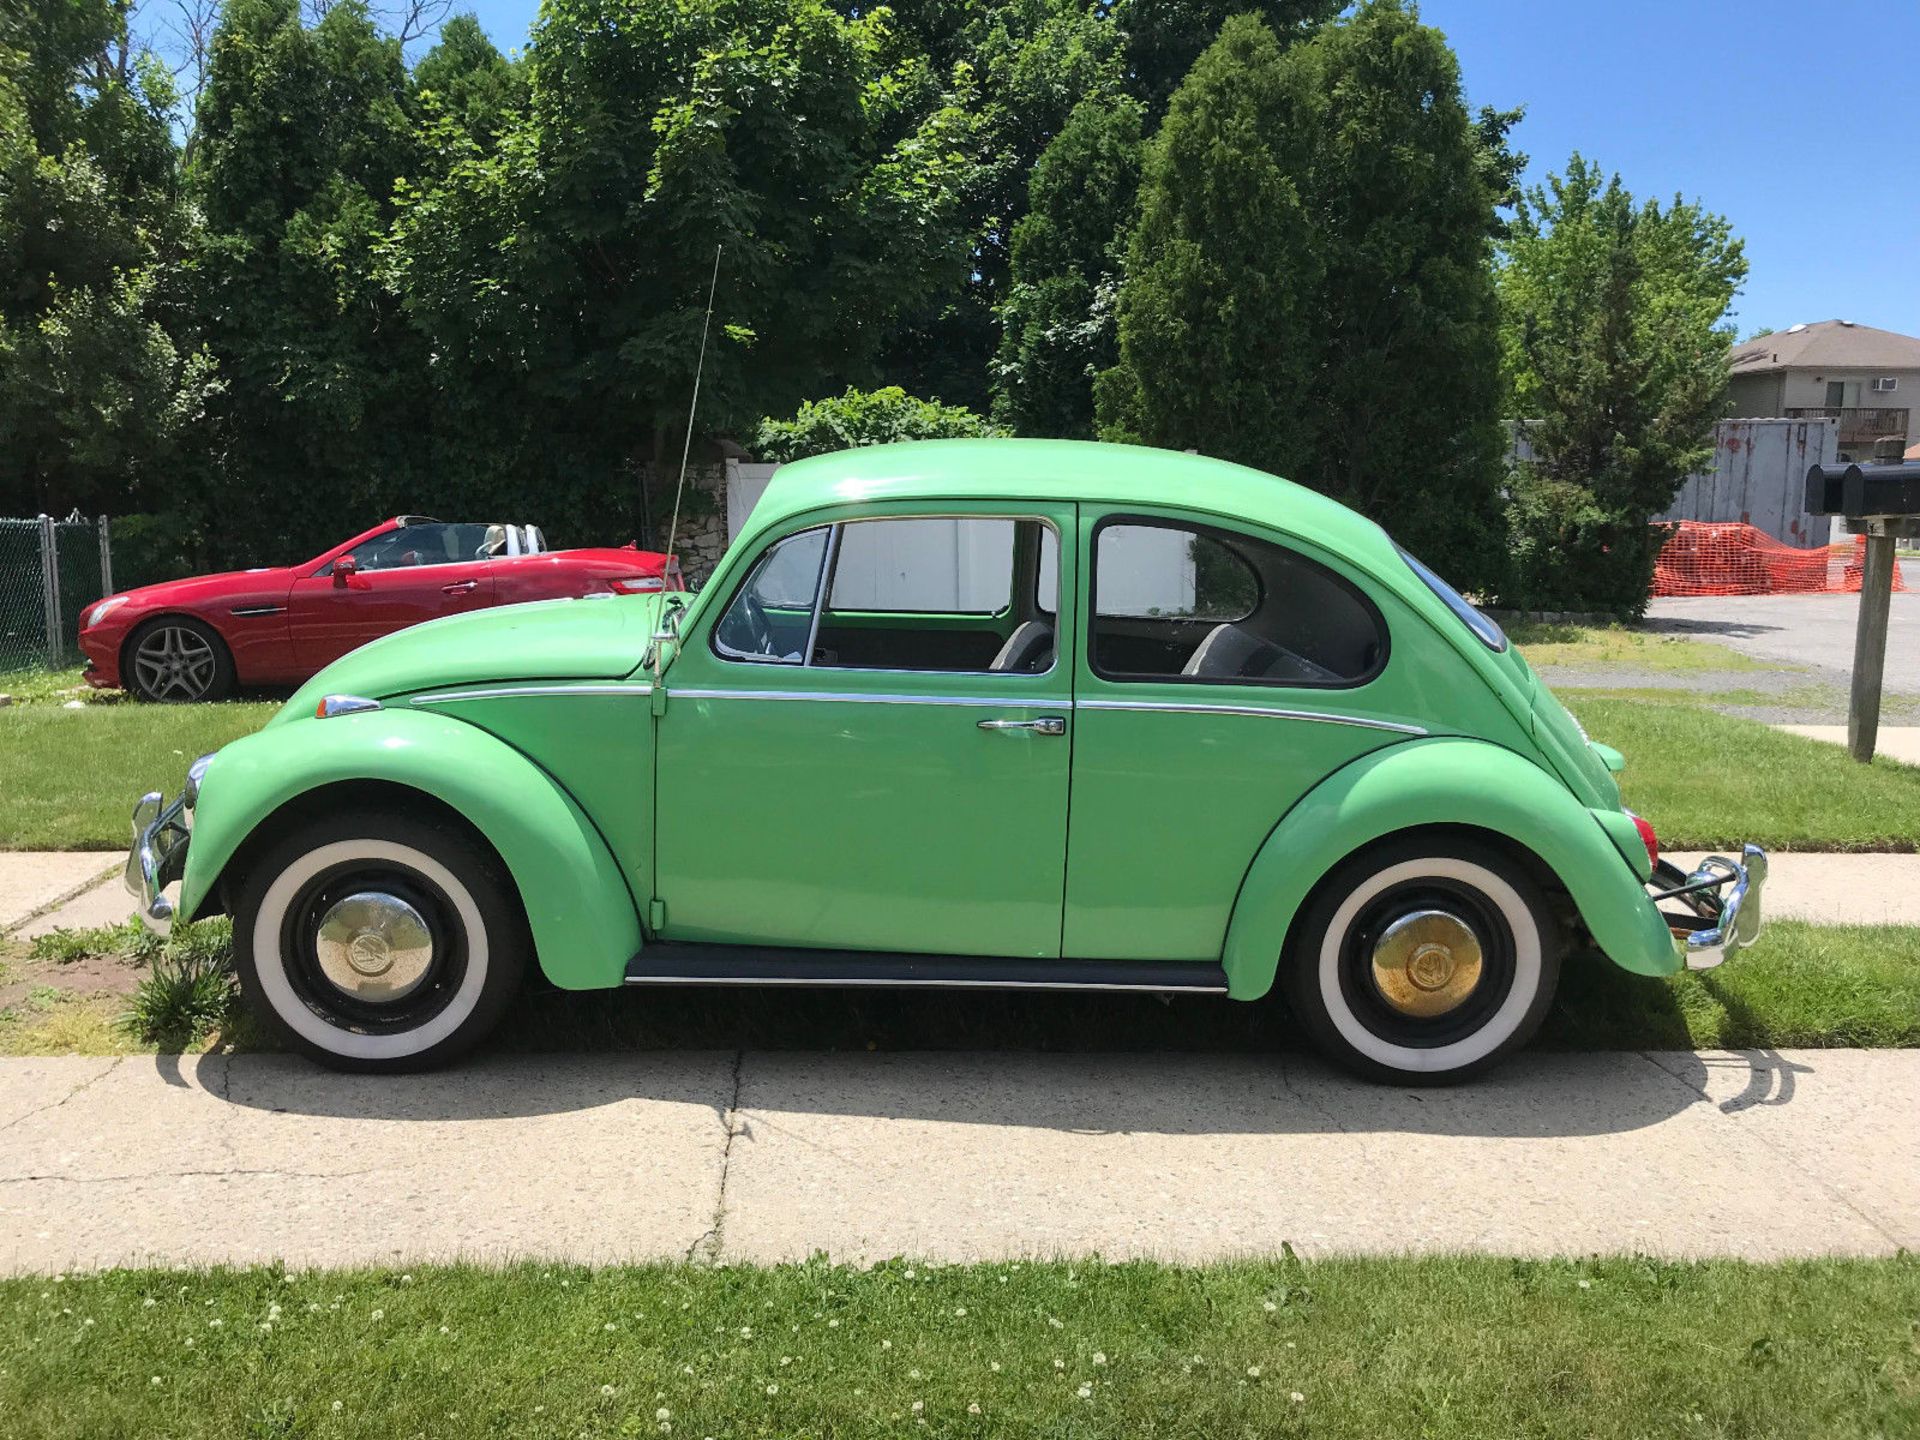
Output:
top-left (1398, 546), bottom-right (1506, 651)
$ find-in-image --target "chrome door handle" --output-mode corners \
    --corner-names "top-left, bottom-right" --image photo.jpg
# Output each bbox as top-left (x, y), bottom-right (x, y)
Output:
top-left (442, 580), bottom-right (479, 595)
top-left (977, 715), bottom-right (1066, 736)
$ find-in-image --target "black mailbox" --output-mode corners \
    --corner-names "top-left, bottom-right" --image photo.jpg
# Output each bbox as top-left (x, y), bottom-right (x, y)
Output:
top-left (1805, 461), bottom-right (1920, 519)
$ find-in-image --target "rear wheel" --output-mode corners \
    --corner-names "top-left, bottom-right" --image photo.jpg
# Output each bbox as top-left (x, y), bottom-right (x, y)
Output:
top-left (124, 617), bottom-right (233, 703)
top-left (1283, 836), bottom-right (1562, 1085)
top-left (232, 811), bottom-right (528, 1073)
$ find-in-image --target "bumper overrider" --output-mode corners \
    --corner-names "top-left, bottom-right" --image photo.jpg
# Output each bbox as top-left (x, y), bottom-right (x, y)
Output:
top-left (1651, 844), bottom-right (1769, 970)
top-left (125, 753), bottom-right (214, 937)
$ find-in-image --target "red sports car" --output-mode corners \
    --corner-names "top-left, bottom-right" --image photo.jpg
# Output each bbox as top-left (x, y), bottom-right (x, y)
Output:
top-left (80, 516), bottom-right (684, 702)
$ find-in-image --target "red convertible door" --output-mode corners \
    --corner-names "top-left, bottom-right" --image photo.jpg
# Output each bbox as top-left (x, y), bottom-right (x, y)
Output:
top-left (289, 525), bottom-right (498, 670)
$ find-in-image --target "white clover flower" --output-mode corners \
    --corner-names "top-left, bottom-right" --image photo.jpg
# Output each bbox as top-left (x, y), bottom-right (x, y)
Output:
top-left (142, 1298), bottom-right (156, 1309)
top-left (903, 1269), bottom-right (916, 1279)
top-left (968, 1402), bottom-right (981, 1414)
top-left (400, 1274), bottom-right (413, 1285)
top-left (1291, 1391), bottom-right (1305, 1403)
top-left (82, 1318), bottom-right (94, 1327)
top-left (740, 1326), bottom-right (752, 1338)
top-left (601, 1384), bottom-right (616, 1397)
top-left (1262, 1300), bottom-right (1277, 1313)
top-left (908, 1369), bottom-right (922, 1380)
top-left (439, 1326), bottom-right (450, 1335)
top-left (371, 1309), bottom-right (384, 1322)
top-left (1247, 1366), bottom-right (1261, 1378)
top-left (656, 1407), bottom-right (671, 1421)
top-left (880, 1339), bottom-right (892, 1350)
top-left (989, 1361), bottom-right (1001, 1372)
top-left (827, 1318), bottom-right (839, 1328)
top-left (954, 1307), bottom-right (966, 1317)
top-left (184, 1338), bottom-right (194, 1348)
top-left (331, 1401), bottom-right (343, 1413)
top-left (208, 1318), bottom-right (222, 1329)
top-left (1053, 1359), bottom-right (1064, 1370)
top-left (268, 1304), bottom-right (282, 1319)
top-left (1047, 1316), bottom-right (1062, 1329)
top-left (780, 1357), bottom-right (791, 1367)
top-left (1577, 1279), bottom-right (1592, 1290)
top-left (911, 1401), bottom-right (924, 1413)
top-left (604, 1323), bottom-right (617, 1332)
top-left (1077, 1383), bottom-right (1093, 1399)
top-left (150, 1376), bottom-right (162, 1386)
top-left (765, 1383), bottom-right (778, 1396)
top-left (1093, 1352), bottom-right (1106, 1366)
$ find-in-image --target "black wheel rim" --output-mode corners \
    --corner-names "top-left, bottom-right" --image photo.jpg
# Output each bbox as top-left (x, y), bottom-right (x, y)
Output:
top-left (277, 859), bottom-right (468, 1034)
top-left (1337, 877), bottom-right (1516, 1049)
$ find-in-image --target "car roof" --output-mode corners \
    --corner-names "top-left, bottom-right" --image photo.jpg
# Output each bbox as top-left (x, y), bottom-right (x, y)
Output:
top-left (754, 440), bottom-right (1397, 567)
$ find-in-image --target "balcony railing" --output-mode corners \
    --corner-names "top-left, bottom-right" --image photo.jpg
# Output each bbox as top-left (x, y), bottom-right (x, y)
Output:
top-left (1784, 406), bottom-right (1909, 445)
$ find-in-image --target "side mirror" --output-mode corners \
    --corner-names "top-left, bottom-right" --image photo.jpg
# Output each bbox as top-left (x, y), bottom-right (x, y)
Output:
top-left (333, 554), bottom-right (358, 586)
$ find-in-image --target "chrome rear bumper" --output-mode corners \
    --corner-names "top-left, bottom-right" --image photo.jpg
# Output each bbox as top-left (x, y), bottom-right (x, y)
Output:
top-left (1652, 844), bottom-right (1768, 971)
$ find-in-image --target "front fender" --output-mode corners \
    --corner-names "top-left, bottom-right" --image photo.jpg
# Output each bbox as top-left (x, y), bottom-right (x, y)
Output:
top-left (182, 707), bottom-right (641, 990)
top-left (1221, 737), bottom-right (1676, 1000)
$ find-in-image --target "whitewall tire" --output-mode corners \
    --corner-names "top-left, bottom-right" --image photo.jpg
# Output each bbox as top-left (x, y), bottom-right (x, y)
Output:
top-left (233, 811), bottom-right (528, 1072)
top-left (1283, 836), bottom-right (1562, 1084)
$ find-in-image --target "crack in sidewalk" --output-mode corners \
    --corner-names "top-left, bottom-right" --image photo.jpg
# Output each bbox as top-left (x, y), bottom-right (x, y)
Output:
top-left (1634, 1049), bottom-right (1907, 1250)
top-left (686, 1049), bottom-right (746, 1265)
top-left (0, 1166), bottom-right (384, 1185)
top-left (0, 1057), bottom-right (124, 1137)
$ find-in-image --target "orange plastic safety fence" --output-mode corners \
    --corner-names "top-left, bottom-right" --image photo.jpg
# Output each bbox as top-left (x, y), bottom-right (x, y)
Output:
top-left (1652, 521), bottom-right (1907, 598)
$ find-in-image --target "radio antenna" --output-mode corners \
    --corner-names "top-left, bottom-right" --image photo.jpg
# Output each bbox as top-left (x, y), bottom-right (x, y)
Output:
top-left (663, 242), bottom-right (723, 579)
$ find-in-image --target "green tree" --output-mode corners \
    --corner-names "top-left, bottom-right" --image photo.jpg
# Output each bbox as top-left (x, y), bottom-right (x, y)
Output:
top-left (1112, 0), bottom-right (1341, 118)
top-left (1100, 3), bottom-right (1507, 583)
top-left (753, 386), bottom-right (998, 462)
top-left (411, 12), bottom-right (521, 149)
top-left (0, 0), bottom-right (216, 517)
top-left (991, 94), bottom-right (1143, 438)
top-left (1498, 153), bottom-right (1746, 615)
top-left (185, 0), bottom-right (423, 564)
top-left (385, 0), bottom-right (981, 545)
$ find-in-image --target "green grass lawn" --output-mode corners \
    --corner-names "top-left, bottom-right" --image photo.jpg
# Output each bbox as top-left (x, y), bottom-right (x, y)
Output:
top-left (0, 701), bottom-right (276, 849)
top-left (1508, 621), bottom-right (1775, 674)
top-left (1567, 693), bottom-right (1920, 850)
top-left (2, 1255), bottom-right (1914, 1439)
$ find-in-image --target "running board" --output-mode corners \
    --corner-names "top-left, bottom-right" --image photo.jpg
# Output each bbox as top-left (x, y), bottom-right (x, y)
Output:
top-left (623, 945), bottom-right (1230, 994)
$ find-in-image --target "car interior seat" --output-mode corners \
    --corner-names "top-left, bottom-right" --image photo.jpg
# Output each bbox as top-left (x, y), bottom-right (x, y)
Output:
top-left (988, 620), bottom-right (1055, 673)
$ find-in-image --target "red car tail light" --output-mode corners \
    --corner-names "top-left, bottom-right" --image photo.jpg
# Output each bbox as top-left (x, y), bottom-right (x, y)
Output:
top-left (609, 576), bottom-right (665, 594)
top-left (1626, 809), bottom-right (1658, 869)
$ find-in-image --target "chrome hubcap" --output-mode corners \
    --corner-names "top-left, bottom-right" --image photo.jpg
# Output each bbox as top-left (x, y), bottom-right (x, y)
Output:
top-left (132, 626), bottom-right (217, 701)
top-left (314, 891), bottom-right (435, 1002)
top-left (1370, 909), bottom-right (1484, 1018)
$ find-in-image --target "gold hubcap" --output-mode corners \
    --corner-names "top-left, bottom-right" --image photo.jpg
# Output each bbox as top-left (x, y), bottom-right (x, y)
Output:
top-left (1370, 909), bottom-right (1484, 1018)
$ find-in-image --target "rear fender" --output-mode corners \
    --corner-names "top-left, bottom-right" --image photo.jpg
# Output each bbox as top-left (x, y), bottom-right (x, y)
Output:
top-left (182, 707), bottom-right (641, 990)
top-left (1221, 737), bottom-right (1676, 999)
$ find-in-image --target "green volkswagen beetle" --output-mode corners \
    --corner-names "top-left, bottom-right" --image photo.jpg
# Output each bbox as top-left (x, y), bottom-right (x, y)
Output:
top-left (127, 440), bottom-right (1765, 1081)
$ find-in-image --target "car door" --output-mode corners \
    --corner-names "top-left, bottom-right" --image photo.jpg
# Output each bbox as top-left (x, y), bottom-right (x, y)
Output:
top-left (654, 503), bottom-right (1075, 958)
top-left (1064, 508), bottom-right (1410, 962)
top-left (288, 522), bottom-right (498, 671)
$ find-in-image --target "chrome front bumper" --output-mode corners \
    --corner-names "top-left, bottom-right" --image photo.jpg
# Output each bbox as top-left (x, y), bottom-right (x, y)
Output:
top-left (125, 754), bottom-right (212, 937)
top-left (1652, 844), bottom-right (1768, 971)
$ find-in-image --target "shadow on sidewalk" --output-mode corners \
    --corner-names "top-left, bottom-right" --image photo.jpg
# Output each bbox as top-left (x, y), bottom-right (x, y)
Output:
top-left (175, 955), bottom-right (1775, 1140)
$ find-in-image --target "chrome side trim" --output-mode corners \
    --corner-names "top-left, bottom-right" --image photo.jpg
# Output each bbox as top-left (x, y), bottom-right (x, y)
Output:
top-left (410, 683), bottom-right (651, 705)
top-left (669, 687), bottom-right (1064, 710)
top-left (229, 604), bottom-right (285, 617)
top-left (623, 975), bottom-right (1229, 993)
top-left (1075, 697), bottom-right (1427, 735)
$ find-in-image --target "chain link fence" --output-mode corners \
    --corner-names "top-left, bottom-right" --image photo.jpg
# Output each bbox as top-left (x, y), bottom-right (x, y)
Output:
top-left (0, 513), bottom-right (113, 672)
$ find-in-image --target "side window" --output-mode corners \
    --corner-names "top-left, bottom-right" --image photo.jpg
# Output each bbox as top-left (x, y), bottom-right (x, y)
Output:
top-left (1091, 519), bottom-right (1385, 687)
top-left (712, 517), bottom-right (1059, 674)
top-left (345, 523), bottom-right (497, 572)
top-left (713, 526), bottom-right (830, 664)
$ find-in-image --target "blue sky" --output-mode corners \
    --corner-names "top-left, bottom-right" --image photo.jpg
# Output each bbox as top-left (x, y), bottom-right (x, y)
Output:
top-left (451, 0), bottom-right (1920, 339)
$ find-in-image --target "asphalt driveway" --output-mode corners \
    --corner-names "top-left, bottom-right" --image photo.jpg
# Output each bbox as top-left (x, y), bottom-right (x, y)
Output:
top-left (1646, 591), bottom-right (1920, 695)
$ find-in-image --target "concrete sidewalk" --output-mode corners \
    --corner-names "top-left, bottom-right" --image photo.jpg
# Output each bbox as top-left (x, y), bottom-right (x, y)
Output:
top-left (2, 1049), bottom-right (1914, 1273)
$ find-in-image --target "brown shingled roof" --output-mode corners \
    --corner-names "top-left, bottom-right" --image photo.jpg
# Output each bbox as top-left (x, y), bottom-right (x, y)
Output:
top-left (1730, 320), bottom-right (1920, 374)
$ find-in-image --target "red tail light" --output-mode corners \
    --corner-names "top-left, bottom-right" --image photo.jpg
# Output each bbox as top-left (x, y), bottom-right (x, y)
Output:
top-left (1627, 809), bottom-right (1659, 868)
top-left (608, 576), bottom-right (665, 594)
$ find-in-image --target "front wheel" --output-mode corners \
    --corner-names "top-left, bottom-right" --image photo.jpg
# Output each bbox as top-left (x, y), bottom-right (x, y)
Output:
top-left (232, 811), bottom-right (528, 1072)
top-left (1283, 836), bottom-right (1562, 1085)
